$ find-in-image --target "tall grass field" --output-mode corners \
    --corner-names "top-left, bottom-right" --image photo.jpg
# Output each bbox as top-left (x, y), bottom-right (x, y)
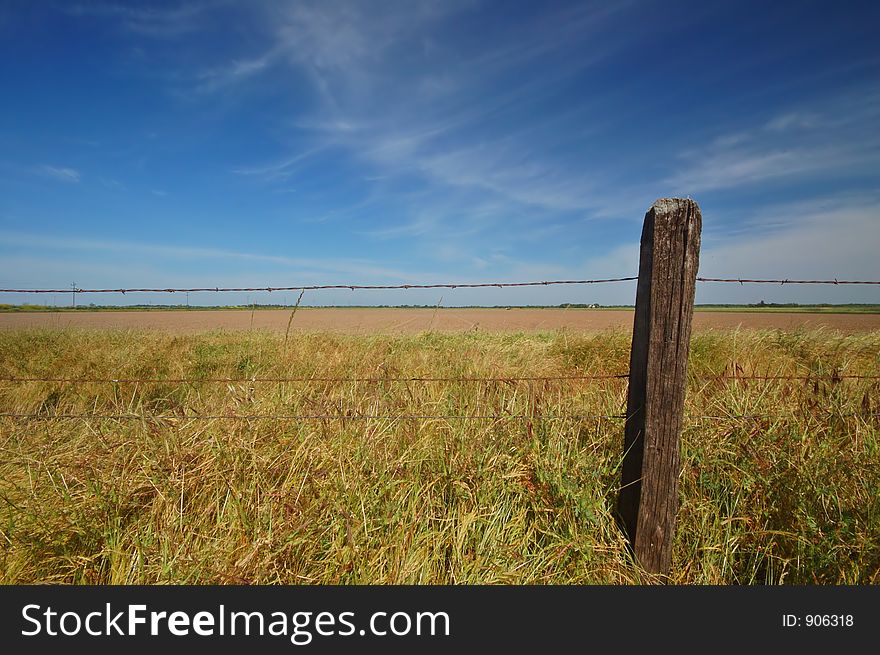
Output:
top-left (1, 327), bottom-right (878, 584)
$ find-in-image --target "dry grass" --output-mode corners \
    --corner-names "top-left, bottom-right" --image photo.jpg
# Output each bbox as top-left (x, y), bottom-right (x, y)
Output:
top-left (0, 327), bottom-right (878, 584)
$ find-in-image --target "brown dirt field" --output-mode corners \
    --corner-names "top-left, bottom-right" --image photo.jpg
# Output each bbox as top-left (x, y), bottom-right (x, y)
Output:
top-left (1, 308), bottom-right (879, 333)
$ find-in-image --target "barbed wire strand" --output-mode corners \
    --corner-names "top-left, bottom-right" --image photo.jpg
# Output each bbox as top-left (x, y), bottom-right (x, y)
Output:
top-left (0, 411), bottom-right (876, 422)
top-left (0, 373), bottom-right (876, 384)
top-left (685, 412), bottom-right (880, 421)
top-left (0, 278), bottom-right (638, 294)
top-left (2, 276), bottom-right (880, 295)
top-left (700, 373), bottom-right (880, 381)
top-left (0, 412), bottom-right (626, 421)
top-left (696, 278), bottom-right (880, 285)
top-left (0, 374), bottom-right (629, 384)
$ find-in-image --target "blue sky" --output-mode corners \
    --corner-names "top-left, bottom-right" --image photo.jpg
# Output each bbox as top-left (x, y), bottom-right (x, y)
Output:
top-left (1, 0), bottom-right (878, 307)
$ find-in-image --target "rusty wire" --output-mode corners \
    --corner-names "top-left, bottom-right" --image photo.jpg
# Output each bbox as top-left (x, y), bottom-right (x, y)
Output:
top-left (2, 276), bottom-right (879, 295)
top-left (0, 411), bottom-right (875, 422)
top-left (696, 277), bottom-right (880, 285)
top-left (0, 412), bottom-right (625, 422)
top-left (0, 278), bottom-right (638, 294)
top-left (698, 373), bottom-right (880, 381)
top-left (0, 374), bottom-right (628, 384)
top-left (0, 373), bottom-right (875, 384)
top-left (685, 412), bottom-right (880, 421)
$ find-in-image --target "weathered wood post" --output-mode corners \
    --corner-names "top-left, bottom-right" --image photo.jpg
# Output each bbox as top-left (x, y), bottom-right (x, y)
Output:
top-left (618, 198), bottom-right (701, 577)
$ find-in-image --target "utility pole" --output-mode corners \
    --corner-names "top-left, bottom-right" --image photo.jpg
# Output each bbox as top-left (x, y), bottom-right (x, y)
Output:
top-left (71, 282), bottom-right (76, 309)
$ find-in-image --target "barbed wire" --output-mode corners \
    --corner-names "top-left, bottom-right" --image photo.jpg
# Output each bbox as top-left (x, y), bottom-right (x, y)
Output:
top-left (699, 373), bottom-right (880, 381)
top-left (0, 374), bottom-right (629, 384)
top-left (0, 412), bottom-right (626, 421)
top-left (696, 277), bottom-right (880, 285)
top-left (0, 278), bottom-right (638, 294)
top-left (2, 276), bottom-right (879, 295)
top-left (0, 373), bottom-right (875, 384)
top-left (0, 411), bottom-right (875, 422)
top-left (685, 412), bottom-right (880, 421)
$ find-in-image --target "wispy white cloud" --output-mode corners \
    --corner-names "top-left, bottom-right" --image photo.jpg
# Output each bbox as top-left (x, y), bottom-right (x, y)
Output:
top-left (37, 165), bottom-right (81, 183)
top-left (195, 49), bottom-right (281, 93)
top-left (209, 0), bottom-right (645, 220)
top-left (671, 141), bottom-right (880, 194)
top-left (765, 111), bottom-right (822, 132)
top-left (232, 146), bottom-right (328, 182)
top-left (69, 2), bottom-right (223, 39)
top-left (668, 148), bottom-right (815, 193)
top-left (669, 83), bottom-right (880, 194)
top-left (365, 214), bottom-right (438, 240)
top-left (415, 144), bottom-right (597, 211)
top-left (0, 230), bottom-right (448, 283)
top-left (98, 176), bottom-right (124, 189)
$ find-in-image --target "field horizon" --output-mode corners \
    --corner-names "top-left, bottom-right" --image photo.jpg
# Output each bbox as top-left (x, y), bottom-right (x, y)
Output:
top-left (2, 307), bottom-right (880, 334)
top-left (4, 303), bottom-right (880, 314)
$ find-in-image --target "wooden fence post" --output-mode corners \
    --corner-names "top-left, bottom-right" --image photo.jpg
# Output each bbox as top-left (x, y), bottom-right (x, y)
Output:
top-left (617, 198), bottom-right (701, 577)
